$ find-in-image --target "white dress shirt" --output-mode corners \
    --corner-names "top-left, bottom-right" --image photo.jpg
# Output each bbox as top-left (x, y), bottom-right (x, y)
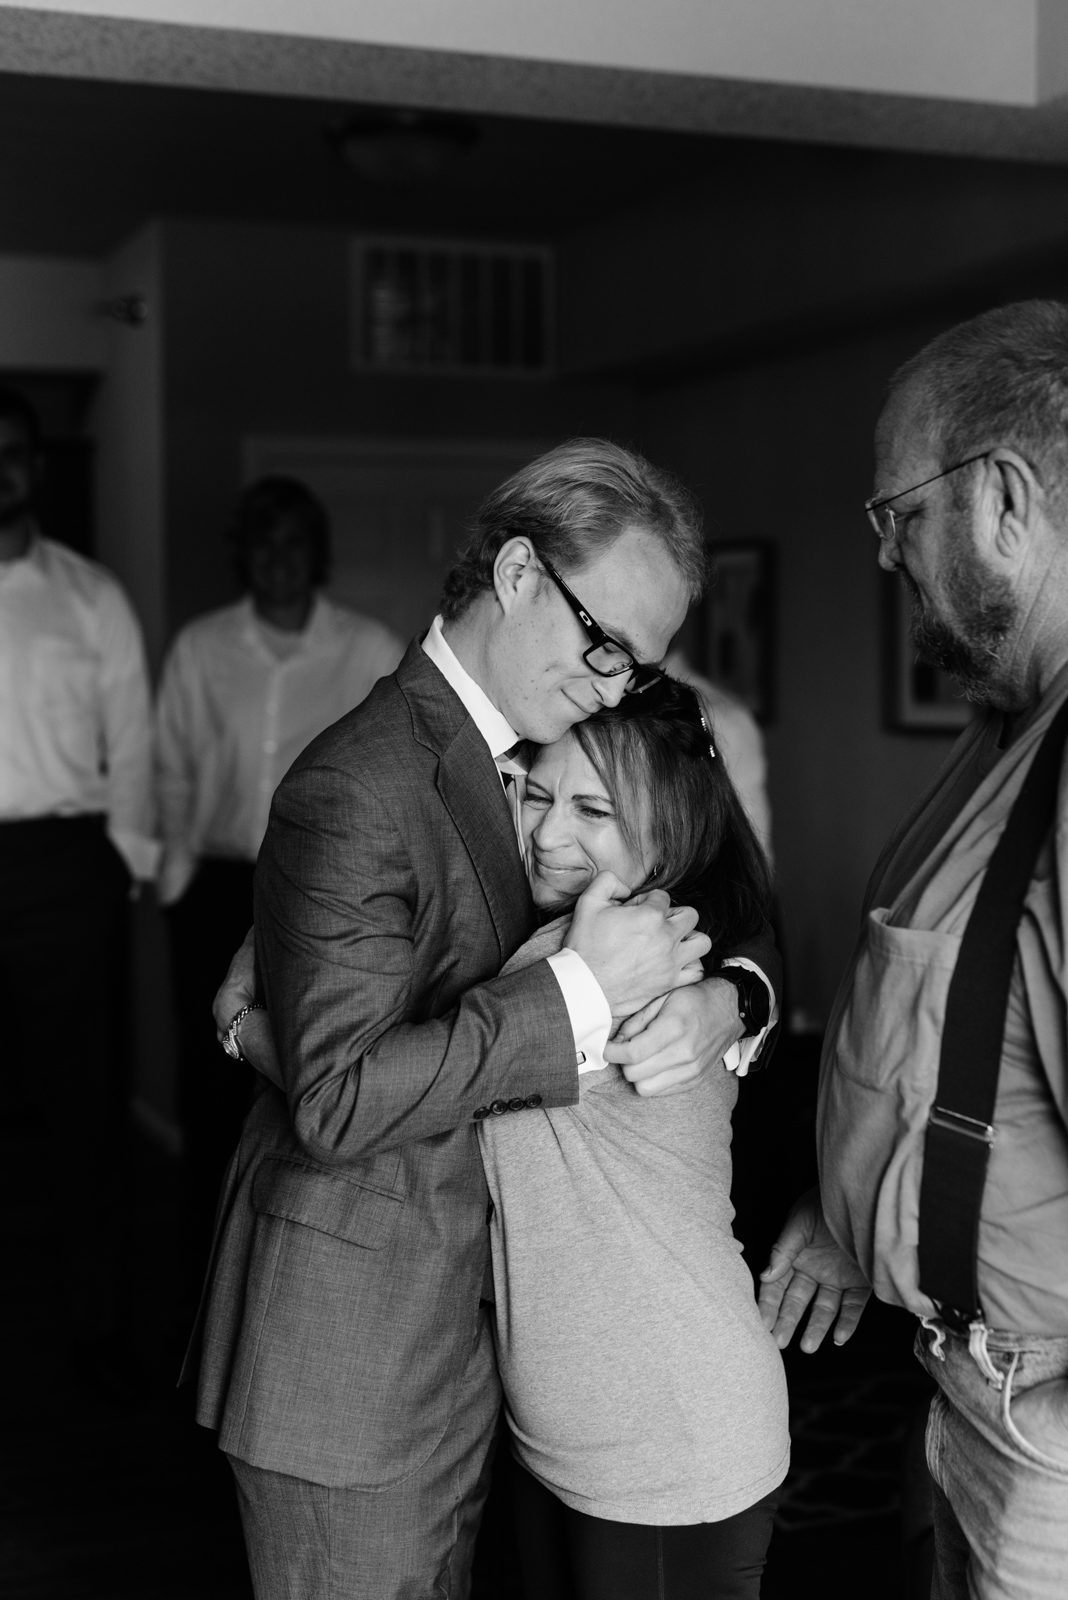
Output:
top-left (422, 616), bottom-right (613, 1074)
top-left (0, 534), bottom-right (156, 879)
top-left (156, 595), bottom-right (405, 904)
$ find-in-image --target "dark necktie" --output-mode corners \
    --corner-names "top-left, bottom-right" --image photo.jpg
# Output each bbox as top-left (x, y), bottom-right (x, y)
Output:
top-left (495, 741), bottom-right (531, 849)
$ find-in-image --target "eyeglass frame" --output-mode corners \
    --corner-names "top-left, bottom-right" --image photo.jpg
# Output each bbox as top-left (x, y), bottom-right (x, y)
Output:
top-left (864, 451), bottom-right (989, 543)
top-left (536, 553), bottom-right (665, 695)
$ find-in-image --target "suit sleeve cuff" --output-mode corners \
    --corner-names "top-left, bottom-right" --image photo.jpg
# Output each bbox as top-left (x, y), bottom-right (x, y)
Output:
top-left (720, 956), bottom-right (779, 1076)
top-left (545, 948), bottom-right (613, 1075)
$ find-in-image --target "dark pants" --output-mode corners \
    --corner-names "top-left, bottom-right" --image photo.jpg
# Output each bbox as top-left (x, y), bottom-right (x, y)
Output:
top-left (511, 1461), bottom-right (778, 1600)
top-left (0, 814), bottom-right (131, 1337)
top-left (165, 858), bottom-right (256, 1309)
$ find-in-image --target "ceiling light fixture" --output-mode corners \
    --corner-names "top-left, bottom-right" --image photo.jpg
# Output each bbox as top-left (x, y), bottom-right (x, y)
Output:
top-left (326, 110), bottom-right (480, 187)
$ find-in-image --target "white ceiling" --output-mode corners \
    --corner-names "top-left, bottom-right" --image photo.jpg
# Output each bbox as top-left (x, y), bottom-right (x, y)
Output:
top-left (3, 0), bottom-right (1063, 105)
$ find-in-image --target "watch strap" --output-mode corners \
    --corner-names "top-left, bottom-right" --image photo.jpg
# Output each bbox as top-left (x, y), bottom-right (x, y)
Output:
top-left (719, 966), bottom-right (770, 1038)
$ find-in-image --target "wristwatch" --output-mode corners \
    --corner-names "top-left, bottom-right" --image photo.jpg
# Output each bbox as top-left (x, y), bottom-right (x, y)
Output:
top-left (222, 1002), bottom-right (265, 1061)
top-left (718, 967), bottom-right (771, 1038)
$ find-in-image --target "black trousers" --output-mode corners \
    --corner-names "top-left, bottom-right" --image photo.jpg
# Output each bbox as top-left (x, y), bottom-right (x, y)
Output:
top-left (165, 858), bottom-right (256, 1308)
top-left (0, 814), bottom-right (131, 1337)
top-left (511, 1460), bottom-right (778, 1600)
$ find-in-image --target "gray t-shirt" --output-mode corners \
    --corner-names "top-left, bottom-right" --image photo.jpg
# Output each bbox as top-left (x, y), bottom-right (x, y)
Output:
top-left (480, 918), bottom-right (790, 1525)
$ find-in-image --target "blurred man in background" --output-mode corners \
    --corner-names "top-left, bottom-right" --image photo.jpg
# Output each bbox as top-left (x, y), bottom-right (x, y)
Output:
top-left (156, 475), bottom-right (404, 1304)
top-left (0, 384), bottom-right (156, 1358)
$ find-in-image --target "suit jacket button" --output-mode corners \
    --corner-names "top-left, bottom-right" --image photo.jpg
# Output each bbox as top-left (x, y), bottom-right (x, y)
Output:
top-left (473, 1106), bottom-right (488, 1120)
top-left (525, 1094), bottom-right (543, 1109)
top-left (490, 1099), bottom-right (508, 1116)
top-left (508, 1097), bottom-right (525, 1112)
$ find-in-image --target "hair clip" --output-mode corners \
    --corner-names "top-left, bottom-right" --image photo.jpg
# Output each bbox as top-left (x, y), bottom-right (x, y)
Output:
top-left (698, 706), bottom-right (716, 760)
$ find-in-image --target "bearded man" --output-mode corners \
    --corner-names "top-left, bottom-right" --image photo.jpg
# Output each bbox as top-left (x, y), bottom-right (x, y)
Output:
top-left (760, 301), bottom-right (1068, 1600)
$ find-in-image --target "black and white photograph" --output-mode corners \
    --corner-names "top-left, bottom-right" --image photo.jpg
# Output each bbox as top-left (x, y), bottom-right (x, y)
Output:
top-left (2, 5), bottom-right (1068, 1600)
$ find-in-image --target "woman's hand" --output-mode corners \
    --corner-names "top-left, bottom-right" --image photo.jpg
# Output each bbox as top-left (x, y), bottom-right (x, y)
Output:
top-left (609, 922), bottom-right (706, 1046)
top-left (611, 992), bottom-right (670, 1042)
top-left (565, 873), bottom-right (711, 1019)
top-left (605, 975), bottom-right (745, 1095)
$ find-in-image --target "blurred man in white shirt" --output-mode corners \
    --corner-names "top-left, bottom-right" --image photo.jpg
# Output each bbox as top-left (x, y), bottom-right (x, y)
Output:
top-left (156, 476), bottom-right (404, 1296)
top-left (0, 386), bottom-right (155, 1350)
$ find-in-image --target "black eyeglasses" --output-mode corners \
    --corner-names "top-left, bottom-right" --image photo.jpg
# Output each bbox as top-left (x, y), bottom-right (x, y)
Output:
top-left (865, 452), bottom-right (988, 543)
top-left (538, 554), bottom-right (664, 695)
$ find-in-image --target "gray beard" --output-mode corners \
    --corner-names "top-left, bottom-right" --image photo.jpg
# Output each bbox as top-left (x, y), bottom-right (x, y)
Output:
top-left (902, 550), bottom-right (1018, 708)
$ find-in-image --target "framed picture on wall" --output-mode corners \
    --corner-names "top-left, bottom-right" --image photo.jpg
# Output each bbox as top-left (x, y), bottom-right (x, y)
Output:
top-left (702, 540), bottom-right (776, 724)
top-left (882, 573), bottom-right (973, 733)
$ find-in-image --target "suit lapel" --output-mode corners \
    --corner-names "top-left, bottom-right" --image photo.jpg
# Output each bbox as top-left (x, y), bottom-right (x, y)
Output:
top-left (437, 724), bottom-right (533, 959)
top-left (398, 640), bottom-right (534, 960)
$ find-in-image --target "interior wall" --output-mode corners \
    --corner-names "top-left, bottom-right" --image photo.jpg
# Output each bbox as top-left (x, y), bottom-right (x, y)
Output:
top-left (90, 222), bottom-right (176, 1129)
top-left (159, 217), bottom-right (639, 645)
top-left (557, 153), bottom-right (1068, 381)
top-left (0, 251), bottom-right (103, 368)
top-left (638, 321), bottom-right (969, 1027)
top-left (92, 222), bottom-right (167, 667)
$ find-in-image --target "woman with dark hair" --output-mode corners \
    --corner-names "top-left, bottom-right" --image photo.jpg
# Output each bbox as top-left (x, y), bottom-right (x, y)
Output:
top-left (481, 676), bottom-right (788, 1599)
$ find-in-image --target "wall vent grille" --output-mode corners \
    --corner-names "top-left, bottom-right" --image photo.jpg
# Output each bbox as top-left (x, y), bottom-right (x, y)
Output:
top-left (349, 237), bottom-right (553, 378)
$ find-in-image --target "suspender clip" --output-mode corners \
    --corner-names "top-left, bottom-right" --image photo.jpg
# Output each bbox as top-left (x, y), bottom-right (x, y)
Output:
top-left (928, 1106), bottom-right (995, 1145)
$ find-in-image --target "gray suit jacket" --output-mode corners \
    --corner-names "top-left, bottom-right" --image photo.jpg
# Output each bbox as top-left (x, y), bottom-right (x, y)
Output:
top-left (194, 641), bottom-right (579, 1488)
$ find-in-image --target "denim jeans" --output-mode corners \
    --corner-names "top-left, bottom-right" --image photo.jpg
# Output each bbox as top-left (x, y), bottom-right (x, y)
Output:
top-left (916, 1322), bottom-right (1068, 1599)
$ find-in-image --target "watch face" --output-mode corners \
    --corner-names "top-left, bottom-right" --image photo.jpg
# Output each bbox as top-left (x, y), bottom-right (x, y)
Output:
top-left (748, 981), bottom-right (771, 1031)
top-left (727, 969), bottom-right (770, 1035)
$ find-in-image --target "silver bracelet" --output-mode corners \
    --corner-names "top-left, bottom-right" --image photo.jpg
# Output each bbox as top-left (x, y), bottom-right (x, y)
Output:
top-left (222, 1002), bottom-right (266, 1062)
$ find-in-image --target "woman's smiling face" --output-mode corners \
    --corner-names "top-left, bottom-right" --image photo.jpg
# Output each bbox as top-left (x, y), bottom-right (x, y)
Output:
top-left (521, 734), bottom-right (652, 909)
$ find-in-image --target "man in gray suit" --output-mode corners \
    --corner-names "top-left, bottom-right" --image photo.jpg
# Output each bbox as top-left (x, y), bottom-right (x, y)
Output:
top-left (197, 441), bottom-right (780, 1598)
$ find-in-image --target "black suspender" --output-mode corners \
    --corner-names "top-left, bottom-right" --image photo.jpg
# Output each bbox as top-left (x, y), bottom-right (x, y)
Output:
top-left (917, 696), bottom-right (1068, 1332)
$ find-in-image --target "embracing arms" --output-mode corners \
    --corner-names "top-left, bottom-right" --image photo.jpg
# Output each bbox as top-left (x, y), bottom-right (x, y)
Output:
top-left (253, 761), bottom-right (572, 1163)
top-left (235, 758), bottom-right (704, 1163)
top-left (606, 918), bottom-right (782, 1096)
top-left (218, 867), bottom-right (778, 1110)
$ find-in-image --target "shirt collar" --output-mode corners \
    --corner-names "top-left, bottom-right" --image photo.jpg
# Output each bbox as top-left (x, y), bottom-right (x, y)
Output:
top-left (422, 614), bottom-right (519, 761)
